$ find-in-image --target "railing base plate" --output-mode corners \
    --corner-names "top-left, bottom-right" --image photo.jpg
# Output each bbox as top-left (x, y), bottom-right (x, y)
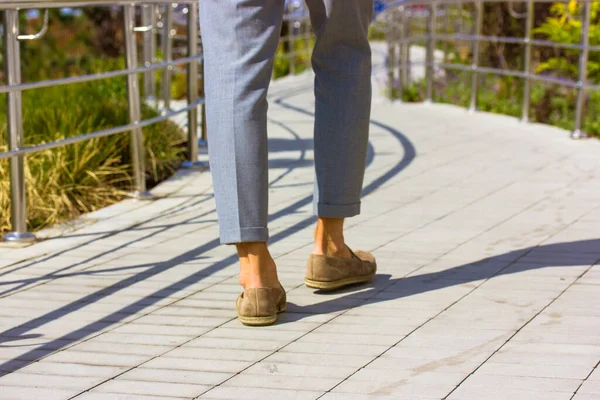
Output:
top-left (3, 231), bottom-right (36, 244)
top-left (571, 130), bottom-right (588, 140)
top-left (130, 190), bottom-right (154, 200)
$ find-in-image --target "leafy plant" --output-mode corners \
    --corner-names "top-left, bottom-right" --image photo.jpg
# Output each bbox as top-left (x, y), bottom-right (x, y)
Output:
top-left (0, 78), bottom-right (186, 233)
top-left (535, 1), bottom-right (600, 82)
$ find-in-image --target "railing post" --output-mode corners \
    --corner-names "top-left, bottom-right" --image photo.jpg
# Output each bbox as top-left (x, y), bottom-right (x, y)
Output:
top-left (304, 10), bottom-right (312, 71)
top-left (197, 6), bottom-right (208, 150)
top-left (161, 3), bottom-right (174, 114)
top-left (397, 8), bottom-right (406, 100)
top-left (425, 2), bottom-right (437, 103)
top-left (182, 2), bottom-right (204, 169)
top-left (142, 4), bottom-right (157, 101)
top-left (573, 1), bottom-right (591, 139)
top-left (3, 10), bottom-right (35, 243)
top-left (469, 0), bottom-right (483, 113)
top-left (124, 5), bottom-right (151, 199)
top-left (387, 13), bottom-right (397, 100)
top-left (288, 2), bottom-right (296, 75)
top-left (400, 8), bottom-right (411, 95)
top-left (521, 0), bottom-right (534, 122)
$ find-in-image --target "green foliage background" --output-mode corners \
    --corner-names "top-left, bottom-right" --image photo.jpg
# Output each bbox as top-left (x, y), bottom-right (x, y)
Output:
top-left (0, 10), bottom-right (186, 234)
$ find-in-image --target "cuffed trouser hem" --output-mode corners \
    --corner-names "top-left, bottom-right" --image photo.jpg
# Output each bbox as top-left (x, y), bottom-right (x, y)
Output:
top-left (220, 227), bottom-right (269, 245)
top-left (314, 202), bottom-right (361, 219)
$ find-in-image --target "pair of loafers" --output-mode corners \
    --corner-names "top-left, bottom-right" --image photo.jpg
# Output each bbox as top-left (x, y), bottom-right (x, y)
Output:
top-left (236, 247), bottom-right (376, 326)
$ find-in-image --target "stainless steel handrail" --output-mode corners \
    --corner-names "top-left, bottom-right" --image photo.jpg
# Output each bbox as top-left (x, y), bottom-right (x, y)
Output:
top-left (0, 0), bottom-right (197, 9)
top-left (381, 0), bottom-right (595, 140)
top-left (2, 0), bottom-right (593, 244)
top-left (0, 1), bottom-right (205, 243)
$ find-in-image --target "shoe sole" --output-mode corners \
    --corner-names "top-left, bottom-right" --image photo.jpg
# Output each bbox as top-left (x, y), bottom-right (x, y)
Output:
top-left (238, 304), bottom-right (287, 327)
top-left (304, 273), bottom-right (376, 291)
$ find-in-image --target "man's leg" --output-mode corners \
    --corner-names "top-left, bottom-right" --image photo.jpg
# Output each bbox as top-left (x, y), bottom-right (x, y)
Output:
top-left (305, 0), bottom-right (373, 258)
top-left (200, 0), bottom-right (285, 289)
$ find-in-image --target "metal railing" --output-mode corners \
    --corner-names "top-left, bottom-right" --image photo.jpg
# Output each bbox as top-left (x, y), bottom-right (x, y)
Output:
top-left (2, 0), bottom-right (593, 243)
top-left (378, 0), bottom-right (596, 140)
top-left (0, 0), bottom-right (205, 243)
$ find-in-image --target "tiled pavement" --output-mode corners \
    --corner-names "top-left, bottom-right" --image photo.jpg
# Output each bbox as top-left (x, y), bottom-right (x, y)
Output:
top-left (1, 60), bottom-right (600, 400)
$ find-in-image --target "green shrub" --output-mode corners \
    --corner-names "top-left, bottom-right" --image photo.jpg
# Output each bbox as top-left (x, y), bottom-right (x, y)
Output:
top-left (274, 36), bottom-right (315, 79)
top-left (535, 1), bottom-right (600, 82)
top-left (0, 77), bottom-right (186, 233)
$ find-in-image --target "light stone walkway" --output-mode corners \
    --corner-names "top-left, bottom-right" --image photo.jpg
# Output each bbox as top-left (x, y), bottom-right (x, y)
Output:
top-left (1, 55), bottom-right (600, 400)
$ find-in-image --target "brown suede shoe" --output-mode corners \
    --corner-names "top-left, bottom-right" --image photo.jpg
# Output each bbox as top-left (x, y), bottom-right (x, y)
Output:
top-left (305, 247), bottom-right (377, 291)
top-left (236, 285), bottom-right (287, 326)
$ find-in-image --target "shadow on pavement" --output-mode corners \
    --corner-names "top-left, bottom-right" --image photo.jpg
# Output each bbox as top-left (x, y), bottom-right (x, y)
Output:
top-left (285, 239), bottom-right (600, 320)
top-left (0, 85), bottom-right (416, 375)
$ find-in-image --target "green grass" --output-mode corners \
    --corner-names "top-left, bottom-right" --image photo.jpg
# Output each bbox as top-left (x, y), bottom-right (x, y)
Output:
top-left (0, 76), bottom-right (186, 234)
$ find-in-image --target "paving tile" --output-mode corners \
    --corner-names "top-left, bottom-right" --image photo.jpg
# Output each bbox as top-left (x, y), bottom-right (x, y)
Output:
top-left (319, 394), bottom-right (436, 400)
top-left (18, 362), bottom-right (128, 378)
top-left (578, 380), bottom-right (600, 394)
top-left (141, 356), bottom-right (252, 374)
top-left (92, 332), bottom-right (193, 346)
top-left (120, 367), bottom-right (231, 385)
top-left (184, 337), bottom-right (287, 352)
top-left (0, 373), bottom-right (104, 389)
top-left (332, 378), bottom-right (453, 397)
top-left (93, 379), bottom-right (210, 398)
top-left (42, 351), bottom-right (150, 367)
top-left (300, 332), bottom-right (400, 346)
top-left (203, 327), bottom-right (305, 342)
top-left (459, 374), bottom-right (581, 393)
top-left (198, 387), bottom-right (322, 400)
top-left (246, 361), bottom-right (356, 379)
top-left (166, 347), bottom-right (271, 362)
top-left (223, 373), bottom-right (339, 391)
top-left (476, 362), bottom-right (591, 380)
top-left (0, 386), bottom-right (79, 400)
top-left (69, 341), bottom-right (172, 357)
top-left (449, 384), bottom-right (574, 400)
top-left (284, 341), bottom-right (388, 357)
top-left (572, 395), bottom-right (600, 400)
top-left (491, 350), bottom-right (599, 368)
top-left (266, 351), bottom-right (372, 368)
top-left (76, 394), bottom-right (189, 400)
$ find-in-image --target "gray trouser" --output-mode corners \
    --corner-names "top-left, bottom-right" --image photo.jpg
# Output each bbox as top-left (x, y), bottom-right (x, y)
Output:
top-left (199, 0), bottom-right (373, 244)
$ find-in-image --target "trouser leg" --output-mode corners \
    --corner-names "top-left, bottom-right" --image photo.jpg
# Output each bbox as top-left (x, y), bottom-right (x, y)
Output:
top-left (199, 0), bottom-right (285, 244)
top-left (305, 0), bottom-right (373, 218)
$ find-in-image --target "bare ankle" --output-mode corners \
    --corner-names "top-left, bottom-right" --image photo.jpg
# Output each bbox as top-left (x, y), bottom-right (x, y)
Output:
top-left (237, 242), bottom-right (280, 289)
top-left (313, 218), bottom-right (351, 258)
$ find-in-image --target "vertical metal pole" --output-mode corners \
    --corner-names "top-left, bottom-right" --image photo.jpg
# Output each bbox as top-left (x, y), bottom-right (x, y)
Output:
top-left (304, 17), bottom-right (311, 71)
top-left (197, 5), bottom-right (208, 148)
top-left (469, 1), bottom-right (483, 113)
top-left (3, 10), bottom-right (35, 243)
top-left (521, 0), bottom-right (534, 122)
top-left (397, 8), bottom-right (406, 100)
top-left (162, 3), bottom-right (174, 114)
top-left (425, 2), bottom-right (437, 103)
top-left (402, 8), bottom-right (411, 91)
top-left (288, 2), bottom-right (296, 75)
top-left (387, 15), bottom-right (397, 100)
top-left (124, 5), bottom-right (151, 199)
top-left (573, 1), bottom-right (591, 139)
top-left (182, 2), bottom-right (204, 169)
top-left (441, 1), bottom-right (451, 96)
top-left (142, 4), bottom-right (157, 101)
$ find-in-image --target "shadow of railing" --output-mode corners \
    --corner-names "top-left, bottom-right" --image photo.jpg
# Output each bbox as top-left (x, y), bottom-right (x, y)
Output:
top-left (0, 77), bottom-right (416, 375)
top-left (286, 239), bottom-right (600, 320)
